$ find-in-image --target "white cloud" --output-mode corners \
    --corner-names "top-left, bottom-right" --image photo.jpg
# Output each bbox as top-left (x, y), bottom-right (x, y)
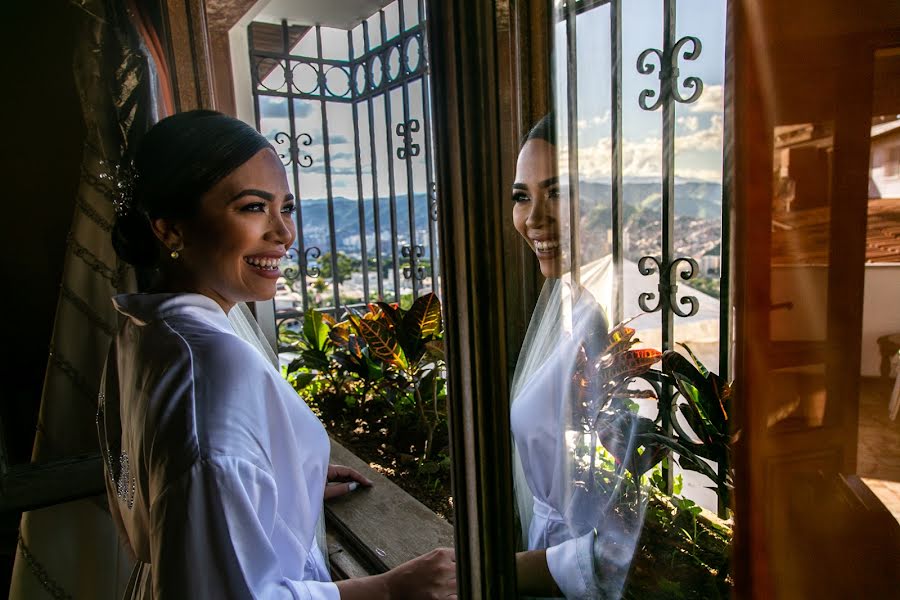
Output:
top-left (560, 114), bottom-right (723, 182)
top-left (577, 109), bottom-right (611, 130)
top-left (677, 115), bottom-right (700, 132)
top-left (676, 114), bottom-right (723, 152)
top-left (687, 84), bottom-right (724, 114)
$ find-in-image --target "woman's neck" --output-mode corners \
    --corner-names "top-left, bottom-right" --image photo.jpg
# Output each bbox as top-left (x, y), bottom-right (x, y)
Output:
top-left (149, 271), bottom-right (233, 314)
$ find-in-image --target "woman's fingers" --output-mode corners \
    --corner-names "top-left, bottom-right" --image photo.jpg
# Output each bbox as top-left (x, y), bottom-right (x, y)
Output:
top-left (323, 465), bottom-right (373, 501)
top-left (383, 547), bottom-right (457, 599)
top-left (323, 480), bottom-right (365, 500)
top-left (327, 464), bottom-right (374, 486)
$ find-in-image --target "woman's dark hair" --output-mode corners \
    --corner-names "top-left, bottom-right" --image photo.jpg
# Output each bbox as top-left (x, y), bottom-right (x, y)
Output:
top-left (522, 113), bottom-right (556, 147)
top-left (111, 110), bottom-right (272, 268)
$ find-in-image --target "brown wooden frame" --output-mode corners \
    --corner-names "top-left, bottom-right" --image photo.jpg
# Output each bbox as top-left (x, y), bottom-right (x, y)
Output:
top-left (426, 0), bottom-right (554, 595)
top-left (731, 1), bottom-right (900, 597)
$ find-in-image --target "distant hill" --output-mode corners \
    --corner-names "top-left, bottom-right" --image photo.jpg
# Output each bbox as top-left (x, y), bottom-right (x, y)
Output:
top-left (296, 180), bottom-right (722, 249)
top-left (579, 180), bottom-right (723, 224)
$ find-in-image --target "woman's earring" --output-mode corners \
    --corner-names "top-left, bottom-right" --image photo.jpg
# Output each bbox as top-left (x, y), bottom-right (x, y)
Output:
top-left (170, 248), bottom-right (180, 259)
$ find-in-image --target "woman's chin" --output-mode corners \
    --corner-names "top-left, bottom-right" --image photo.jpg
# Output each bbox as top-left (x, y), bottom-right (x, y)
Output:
top-left (538, 258), bottom-right (563, 279)
top-left (246, 281), bottom-right (279, 303)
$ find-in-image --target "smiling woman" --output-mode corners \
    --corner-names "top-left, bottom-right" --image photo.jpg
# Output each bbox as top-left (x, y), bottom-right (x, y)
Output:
top-left (513, 114), bottom-right (564, 278)
top-left (112, 110), bottom-right (296, 309)
top-left (147, 148), bottom-right (297, 312)
top-left (100, 110), bottom-right (455, 599)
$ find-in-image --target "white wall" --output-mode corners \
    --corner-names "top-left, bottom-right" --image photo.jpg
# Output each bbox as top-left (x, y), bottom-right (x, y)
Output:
top-left (770, 264), bottom-right (900, 377)
top-left (229, 0), bottom-right (269, 128)
top-left (861, 264), bottom-right (900, 376)
top-left (870, 129), bottom-right (900, 198)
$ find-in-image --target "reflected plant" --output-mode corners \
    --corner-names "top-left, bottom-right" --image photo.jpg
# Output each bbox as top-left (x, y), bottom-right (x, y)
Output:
top-left (568, 294), bottom-right (735, 598)
top-left (572, 301), bottom-right (735, 510)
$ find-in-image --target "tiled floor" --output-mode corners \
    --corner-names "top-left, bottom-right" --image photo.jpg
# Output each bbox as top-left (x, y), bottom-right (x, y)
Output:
top-left (857, 377), bottom-right (900, 521)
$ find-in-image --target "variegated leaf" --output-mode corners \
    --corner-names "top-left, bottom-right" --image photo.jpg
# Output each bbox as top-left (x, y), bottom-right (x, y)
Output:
top-left (403, 292), bottom-right (442, 338)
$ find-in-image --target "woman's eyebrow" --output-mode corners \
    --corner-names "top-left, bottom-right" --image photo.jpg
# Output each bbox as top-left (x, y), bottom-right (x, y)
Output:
top-left (230, 189), bottom-right (275, 203)
top-left (538, 175), bottom-right (559, 188)
top-left (229, 190), bottom-right (295, 203)
top-left (512, 182), bottom-right (529, 191)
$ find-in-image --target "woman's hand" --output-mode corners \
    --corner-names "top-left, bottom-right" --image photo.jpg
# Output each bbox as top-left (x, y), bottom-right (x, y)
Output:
top-left (324, 464), bottom-right (373, 501)
top-left (383, 547), bottom-right (457, 599)
top-left (335, 547), bottom-right (457, 599)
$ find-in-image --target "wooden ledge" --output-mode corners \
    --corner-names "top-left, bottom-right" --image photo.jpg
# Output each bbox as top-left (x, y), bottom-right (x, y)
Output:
top-left (325, 439), bottom-right (454, 574)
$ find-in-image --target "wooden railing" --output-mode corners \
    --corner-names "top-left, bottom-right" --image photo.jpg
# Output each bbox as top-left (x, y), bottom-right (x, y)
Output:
top-left (0, 438), bottom-right (453, 581)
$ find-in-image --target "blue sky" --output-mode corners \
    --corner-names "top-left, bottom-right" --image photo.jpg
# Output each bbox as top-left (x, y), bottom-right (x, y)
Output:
top-left (256, 0), bottom-right (727, 201)
top-left (557, 0), bottom-right (727, 182)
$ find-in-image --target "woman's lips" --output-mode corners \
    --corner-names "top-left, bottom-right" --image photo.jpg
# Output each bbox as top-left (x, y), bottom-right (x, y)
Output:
top-left (244, 255), bottom-right (283, 279)
top-left (533, 239), bottom-right (560, 257)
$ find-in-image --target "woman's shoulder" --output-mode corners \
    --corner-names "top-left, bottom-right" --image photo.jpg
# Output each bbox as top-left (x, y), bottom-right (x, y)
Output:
top-left (140, 318), bottom-right (284, 475)
top-left (154, 311), bottom-right (272, 374)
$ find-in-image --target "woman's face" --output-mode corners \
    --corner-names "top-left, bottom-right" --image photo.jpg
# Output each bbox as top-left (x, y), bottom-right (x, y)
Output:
top-left (170, 148), bottom-right (296, 312)
top-left (513, 138), bottom-right (562, 278)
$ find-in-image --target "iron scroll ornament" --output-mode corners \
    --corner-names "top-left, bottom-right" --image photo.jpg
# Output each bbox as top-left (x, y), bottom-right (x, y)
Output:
top-left (428, 182), bottom-right (438, 222)
top-left (281, 247), bottom-right (303, 281)
top-left (637, 256), bottom-right (700, 318)
top-left (637, 35), bottom-right (703, 111)
top-left (274, 132), bottom-right (314, 168)
top-left (304, 246), bottom-right (322, 278)
top-left (402, 244), bottom-right (426, 281)
top-left (396, 119), bottom-right (421, 160)
top-left (281, 246), bottom-right (323, 282)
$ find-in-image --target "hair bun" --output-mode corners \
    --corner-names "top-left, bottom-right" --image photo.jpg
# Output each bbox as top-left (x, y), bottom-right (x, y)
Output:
top-left (111, 212), bottom-right (159, 268)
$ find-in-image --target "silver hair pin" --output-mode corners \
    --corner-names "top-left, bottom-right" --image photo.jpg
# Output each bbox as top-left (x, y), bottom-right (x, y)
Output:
top-left (98, 160), bottom-right (138, 217)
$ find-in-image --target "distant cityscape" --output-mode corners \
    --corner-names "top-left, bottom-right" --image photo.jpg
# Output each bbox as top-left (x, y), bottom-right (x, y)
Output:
top-left (277, 180), bottom-right (724, 308)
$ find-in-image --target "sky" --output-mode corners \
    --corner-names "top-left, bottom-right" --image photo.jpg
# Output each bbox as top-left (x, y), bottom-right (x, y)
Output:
top-left (556, 0), bottom-right (727, 183)
top-left (254, 0), bottom-right (727, 201)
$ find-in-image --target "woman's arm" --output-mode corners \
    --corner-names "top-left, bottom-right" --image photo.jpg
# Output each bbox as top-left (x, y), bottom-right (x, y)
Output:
top-left (335, 548), bottom-right (457, 599)
top-left (151, 455), bottom-right (456, 599)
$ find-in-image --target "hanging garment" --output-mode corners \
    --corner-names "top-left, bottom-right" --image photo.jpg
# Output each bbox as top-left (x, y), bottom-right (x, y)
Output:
top-left (98, 292), bottom-right (338, 599)
top-left (9, 1), bottom-right (158, 596)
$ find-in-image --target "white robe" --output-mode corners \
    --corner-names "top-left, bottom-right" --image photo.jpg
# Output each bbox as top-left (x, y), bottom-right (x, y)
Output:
top-left (97, 292), bottom-right (339, 600)
top-left (511, 282), bottom-right (631, 599)
top-left (511, 341), bottom-right (601, 600)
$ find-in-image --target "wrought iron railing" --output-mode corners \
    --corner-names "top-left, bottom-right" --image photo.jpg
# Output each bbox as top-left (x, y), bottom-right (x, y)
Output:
top-left (248, 1), bottom-right (438, 350)
top-left (558, 0), bottom-right (731, 516)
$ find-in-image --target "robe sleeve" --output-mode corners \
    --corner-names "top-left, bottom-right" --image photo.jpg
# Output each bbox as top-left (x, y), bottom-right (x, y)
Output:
top-left (546, 528), bottom-right (636, 600)
top-left (545, 531), bottom-right (598, 599)
top-left (149, 455), bottom-right (340, 600)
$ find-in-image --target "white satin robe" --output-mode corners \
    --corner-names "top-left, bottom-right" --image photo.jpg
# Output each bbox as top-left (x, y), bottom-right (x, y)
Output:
top-left (511, 286), bottom-right (621, 600)
top-left (511, 342), bottom-right (601, 600)
top-left (98, 293), bottom-right (338, 600)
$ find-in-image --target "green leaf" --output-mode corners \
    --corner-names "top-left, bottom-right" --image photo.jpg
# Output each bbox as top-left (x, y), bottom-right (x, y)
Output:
top-left (375, 302), bottom-right (403, 331)
top-left (349, 312), bottom-right (409, 370)
top-left (677, 342), bottom-right (709, 377)
top-left (677, 403), bottom-right (712, 445)
top-left (291, 372), bottom-right (316, 390)
top-left (418, 460), bottom-right (440, 475)
top-left (279, 327), bottom-right (304, 348)
top-left (329, 322), bottom-right (352, 347)
top-left (663, 351), bottom-right (726, 437)
top-left (594, 410), bottom-right (668, 476)
top-left (303, 309), bottom-right (331, 352)
top-left (300, 348), bottom-right (330, 370)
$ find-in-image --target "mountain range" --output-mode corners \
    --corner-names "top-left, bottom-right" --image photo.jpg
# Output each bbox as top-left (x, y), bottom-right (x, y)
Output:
top-left (295, 180), bottom-right (723, 249)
